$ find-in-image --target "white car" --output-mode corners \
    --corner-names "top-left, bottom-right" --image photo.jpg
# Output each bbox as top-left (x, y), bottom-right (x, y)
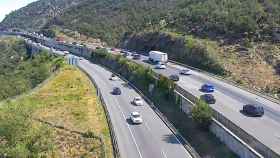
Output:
top-left (109, 74), bottom-right (118, 81)
top-left (155, 63), bottom-right (166, 69)
top-left (132, 97), bottom-right (144, 106)
top-left (180, 69), bottom-right (192, 75)
top-left (130, 112), bottom-right (143, 124)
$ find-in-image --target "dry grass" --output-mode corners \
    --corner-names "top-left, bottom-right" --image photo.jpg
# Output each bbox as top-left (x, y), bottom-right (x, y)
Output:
top-left (33, 65), bottom-right (113, 157)
top-left (220, 42), bottom-right (280, 96)
top-left (2, 65), bottom-right (113, 158)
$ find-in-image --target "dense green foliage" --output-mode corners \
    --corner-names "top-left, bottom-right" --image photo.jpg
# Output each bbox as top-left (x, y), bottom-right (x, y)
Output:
top-left (51, 0), bottom-right (176, 45)
top-left (1, 0), bottom-right (280, 42)
top-left (0, 0), bottom-right (86, 31)
top-left (192, 100), bottom-right (213, 129)
top-left (174, 0), bottom-right (280, 39)
top-left (0, 38), bottom-right (61, 101)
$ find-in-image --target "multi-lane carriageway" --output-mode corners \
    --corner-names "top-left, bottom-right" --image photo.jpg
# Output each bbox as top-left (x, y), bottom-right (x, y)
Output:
top-left (78, 59), bottom-right (193, 158)
top-left (3, 31), bottom-right (280, 157)
top-left (126, 54), bottom-right (280, 157)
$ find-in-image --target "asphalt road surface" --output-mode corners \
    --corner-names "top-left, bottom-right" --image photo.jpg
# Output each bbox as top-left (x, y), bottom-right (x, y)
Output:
top-left (127, 54), bottom-right (280, 156)
top-left (78, 59), bottom-right (193, 158)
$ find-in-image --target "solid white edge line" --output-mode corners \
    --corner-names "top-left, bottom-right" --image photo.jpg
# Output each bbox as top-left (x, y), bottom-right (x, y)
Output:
top-left (162, 150), bottom-right (168, 158)
top-left (113, 97), bottom-right (144, 158)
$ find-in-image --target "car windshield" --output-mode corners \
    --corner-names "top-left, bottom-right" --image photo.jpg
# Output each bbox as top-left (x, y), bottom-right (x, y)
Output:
top-left (132, 113), bottom-right (140, 117)
top-left (135, 98), bottom-right (141, 101)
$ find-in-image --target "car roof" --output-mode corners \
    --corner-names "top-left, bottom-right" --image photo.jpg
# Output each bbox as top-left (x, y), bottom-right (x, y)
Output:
top-left (132, 112), bottom-right (140, 115)
top-left (204, 94), bottom-right (214, 97)
top-left (135, 97), bottom-right (141, 99)
top-left (245, 104), bottom-right (263, 108)
top-left (204, 83), bottom-right (214, 87)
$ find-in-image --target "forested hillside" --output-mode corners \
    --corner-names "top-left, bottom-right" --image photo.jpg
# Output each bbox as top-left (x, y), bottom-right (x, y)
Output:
top-left (47, 0), bottom-right (280, 44)
top-left (0, 0), bottom-right (85, 31)
top-left (3, 0), bottom-right (279, 43)
top-left (0, 37), bottom-right (61, 100)
top-left (1, 0), bottom-right (279, 97)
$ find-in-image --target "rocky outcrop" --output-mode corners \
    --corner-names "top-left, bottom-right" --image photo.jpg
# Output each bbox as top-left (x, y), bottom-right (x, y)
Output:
top-left (121, 31), bottom-right (226, 75)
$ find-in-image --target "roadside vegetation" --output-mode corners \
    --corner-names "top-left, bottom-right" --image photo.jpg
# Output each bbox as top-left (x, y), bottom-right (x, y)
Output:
top-left (0, 65), bottom-right (113, 158)
top-left (53, 0), bottom-right (280, 98)
top-left (2, 0), bottom-right (279, 98)
top-left (91, 48), bottom-right (237, 157)
top-left (0, 37), bottom-right (62, 101)
top-left (122, 31), bottom-right (226, 75)
top-left (192, 100), bottom-right (213, 130)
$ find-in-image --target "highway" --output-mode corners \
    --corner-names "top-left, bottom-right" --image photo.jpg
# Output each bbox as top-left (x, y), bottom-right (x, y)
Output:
top-left (126, 54), bottom-right (280, 156)
top-left (4, 30), bottom-right (279, 156)
top-left (78, 59), bottom-right (193, 158)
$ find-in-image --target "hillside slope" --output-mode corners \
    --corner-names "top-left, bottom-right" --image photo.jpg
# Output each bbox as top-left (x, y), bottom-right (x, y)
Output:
top-left (1, 0), bottom-right (279, 97)
top-left (0, 37), bottom-right (61, 100)
top-left (0, 66), bottom-right (112, 157)
top-left (0, 0), bottom-right (85, 31)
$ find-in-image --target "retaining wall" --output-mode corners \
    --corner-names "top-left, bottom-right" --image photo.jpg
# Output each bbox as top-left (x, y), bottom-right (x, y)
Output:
top-left (175, 88), bottom-right (275, 158)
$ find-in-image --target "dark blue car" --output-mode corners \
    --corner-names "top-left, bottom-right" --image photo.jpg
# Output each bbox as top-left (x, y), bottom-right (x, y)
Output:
top-left (242, 104), bottom-right (264, 117)
top-left (201, 84), bottom-right (215, 93)
top-left (200, 94), bottom-right (216, 104)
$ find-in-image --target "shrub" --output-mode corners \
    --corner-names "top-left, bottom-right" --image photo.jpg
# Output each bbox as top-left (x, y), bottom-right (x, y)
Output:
top-left (191, 99), bottom-right (213, 129)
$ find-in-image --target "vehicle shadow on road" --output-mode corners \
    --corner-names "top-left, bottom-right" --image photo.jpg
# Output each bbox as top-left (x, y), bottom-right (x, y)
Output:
top-left (162, 134), bottom-right (181, 144)
top-left (143, 59), bottom-right (155, 65)
top-left (126, 118), bottom-right (141, 126)
top-left (126, 118), bottom-right (133, 125)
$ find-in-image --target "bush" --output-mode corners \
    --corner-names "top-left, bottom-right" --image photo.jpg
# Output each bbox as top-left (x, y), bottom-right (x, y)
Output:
top-left (192, 99), bottom-right (213, 129)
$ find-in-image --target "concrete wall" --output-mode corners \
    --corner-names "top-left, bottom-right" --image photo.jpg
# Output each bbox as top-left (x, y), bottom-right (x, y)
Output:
top-left (175, 90), bottom-right (265, 158)
top-left (210, 119), bottom-right (263, 158)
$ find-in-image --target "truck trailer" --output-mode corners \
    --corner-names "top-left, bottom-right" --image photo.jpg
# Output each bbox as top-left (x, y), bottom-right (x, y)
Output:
top-left (149, 51), bottom-right (168, 63)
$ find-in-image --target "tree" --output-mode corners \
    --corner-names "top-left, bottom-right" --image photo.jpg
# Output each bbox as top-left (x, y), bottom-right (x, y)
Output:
top-left (40, 29), bottom-right (56, 38)
top-left (191, 99), bottom-right (213, 129)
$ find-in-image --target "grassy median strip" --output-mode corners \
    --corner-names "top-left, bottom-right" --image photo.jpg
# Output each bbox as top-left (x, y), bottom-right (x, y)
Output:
top-left (0, 65), bottom-right (113, 158)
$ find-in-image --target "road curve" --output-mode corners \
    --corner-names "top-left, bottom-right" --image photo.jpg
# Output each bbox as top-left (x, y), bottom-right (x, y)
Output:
top-left (78, 59), bottom-right (192, 158)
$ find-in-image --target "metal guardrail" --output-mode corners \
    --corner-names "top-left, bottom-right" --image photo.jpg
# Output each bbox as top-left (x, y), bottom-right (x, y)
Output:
top-left (168, 60), bottom-right (280, 104)
top-left (174, 89), bottom-right (265, 158)
top-left (78, 65), bottom-right (120, 158)
top-left (99, 65), bottom-right (201, 158)
top-left (175, 85), bottom-right (277, 158)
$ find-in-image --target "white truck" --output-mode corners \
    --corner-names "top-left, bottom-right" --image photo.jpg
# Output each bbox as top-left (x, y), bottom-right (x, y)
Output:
top-left (149, 51), bottom-right (168, 63)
